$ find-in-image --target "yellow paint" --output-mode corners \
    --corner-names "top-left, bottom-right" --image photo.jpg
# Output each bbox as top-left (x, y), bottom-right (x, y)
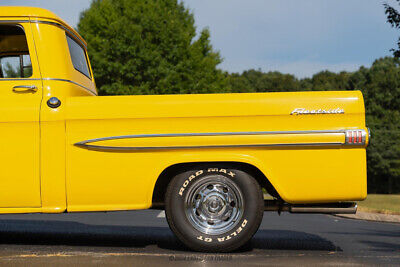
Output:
top-left (0, 7), bottom-right (367, 214)
top-left (0, 20), bottom-right (42, 208)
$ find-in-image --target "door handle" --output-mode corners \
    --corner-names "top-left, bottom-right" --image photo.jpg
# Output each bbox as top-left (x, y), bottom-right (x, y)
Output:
top-left (12, 85), bottom-right (38, 93)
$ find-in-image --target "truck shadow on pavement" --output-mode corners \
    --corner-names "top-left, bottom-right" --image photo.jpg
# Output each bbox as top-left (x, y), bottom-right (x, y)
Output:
top-left (0, 219), bottom-right (340, 252)
top-left (326, 229), bottom-right (400, 252)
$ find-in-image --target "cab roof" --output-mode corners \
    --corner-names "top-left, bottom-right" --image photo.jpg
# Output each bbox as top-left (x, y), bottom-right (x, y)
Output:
top-left (0, 6), bottom-right (86, 46)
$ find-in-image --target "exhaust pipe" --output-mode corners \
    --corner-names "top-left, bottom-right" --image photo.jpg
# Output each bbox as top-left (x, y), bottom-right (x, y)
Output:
top-left (264, 200), bottom-right (357, 214)
top-left (290, 202), bottom-right (357, 214)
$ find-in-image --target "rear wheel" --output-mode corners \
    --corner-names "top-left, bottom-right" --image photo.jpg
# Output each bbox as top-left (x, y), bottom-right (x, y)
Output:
top-left (165, 166), bottom-right (264, 252)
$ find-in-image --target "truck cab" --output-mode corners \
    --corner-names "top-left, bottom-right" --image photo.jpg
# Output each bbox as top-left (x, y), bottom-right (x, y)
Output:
top-left (0, 8), bottom-right (96, 212)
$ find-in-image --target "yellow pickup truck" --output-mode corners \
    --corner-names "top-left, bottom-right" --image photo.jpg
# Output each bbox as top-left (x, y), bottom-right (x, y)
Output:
top-left (0, 7), bottom-right (368, 252)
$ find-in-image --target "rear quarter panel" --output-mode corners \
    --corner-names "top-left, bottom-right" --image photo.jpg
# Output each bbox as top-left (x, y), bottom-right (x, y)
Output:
top-left (65, 91), bottom-right (367, 211)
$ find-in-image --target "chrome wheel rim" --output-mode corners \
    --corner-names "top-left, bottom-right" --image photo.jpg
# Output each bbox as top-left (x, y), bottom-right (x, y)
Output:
top-left (184, 175), bottom-right (244, 235)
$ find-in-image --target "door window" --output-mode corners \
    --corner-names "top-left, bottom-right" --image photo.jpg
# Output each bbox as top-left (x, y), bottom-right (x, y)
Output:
top-left (0, 25), bottom-right (32, 78)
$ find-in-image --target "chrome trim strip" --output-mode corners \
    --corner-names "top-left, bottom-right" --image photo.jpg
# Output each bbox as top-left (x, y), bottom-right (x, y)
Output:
top-left (74, 129), bottom-right (349, 151)
top-left (0, 19), bottom-right (86, 48)
top-left (75, 129), bottom-right (346, 145)
top-left (42, 78), bottom-right (97, 95)
top-left (30, 20), bottom-right (86, 48)
top-left (75, 142), bottom-right (344, 151)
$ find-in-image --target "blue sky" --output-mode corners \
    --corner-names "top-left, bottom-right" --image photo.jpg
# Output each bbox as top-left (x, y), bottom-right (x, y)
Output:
top-left (0, 0), bottom-right (398, 77)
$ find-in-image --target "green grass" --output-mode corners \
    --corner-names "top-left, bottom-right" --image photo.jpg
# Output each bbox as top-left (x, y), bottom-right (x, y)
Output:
top-left (358, 194), bottom-right (400, 214)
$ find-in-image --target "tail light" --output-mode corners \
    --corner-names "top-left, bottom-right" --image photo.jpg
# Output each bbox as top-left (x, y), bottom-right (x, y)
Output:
top-left (345, 129), bottom-right (368, 145)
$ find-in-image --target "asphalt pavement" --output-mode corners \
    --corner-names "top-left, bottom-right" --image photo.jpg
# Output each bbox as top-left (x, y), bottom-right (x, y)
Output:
top-left (0, 210), bottom-right (398, 266)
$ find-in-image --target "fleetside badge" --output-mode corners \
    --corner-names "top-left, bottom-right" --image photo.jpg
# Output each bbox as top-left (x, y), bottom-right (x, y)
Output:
top-left (290, 108), bottom-right (344, 115)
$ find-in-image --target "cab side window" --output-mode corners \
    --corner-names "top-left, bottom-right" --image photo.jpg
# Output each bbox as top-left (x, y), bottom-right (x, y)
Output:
top-left (66, 34), bottom-right (91, 79)
top-left (0, 25), bottom-right (32, 78)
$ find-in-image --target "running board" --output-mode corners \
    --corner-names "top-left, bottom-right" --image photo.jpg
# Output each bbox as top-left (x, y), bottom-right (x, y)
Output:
top-left (264, 200), bottom-right (357, 214)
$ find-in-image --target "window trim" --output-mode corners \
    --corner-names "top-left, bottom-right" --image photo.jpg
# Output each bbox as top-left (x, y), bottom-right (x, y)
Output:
top-left (65, 33), bottom-right (92, 80)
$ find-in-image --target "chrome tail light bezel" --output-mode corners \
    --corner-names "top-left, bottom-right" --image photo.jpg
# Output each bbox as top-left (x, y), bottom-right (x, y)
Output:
top-left (345, 129), bottom-right (368, 146)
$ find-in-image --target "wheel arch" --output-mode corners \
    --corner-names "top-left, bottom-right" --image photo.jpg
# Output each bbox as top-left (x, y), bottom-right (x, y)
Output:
top-left (151, 161), bottom-right (280, 209)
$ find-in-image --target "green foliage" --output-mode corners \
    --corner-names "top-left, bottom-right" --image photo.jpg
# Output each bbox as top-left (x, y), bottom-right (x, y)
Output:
top-left (78, 0), bottom-right (228, 95)
top-left (304, 71), bottom-right (351, 91)
top-left (357, 58), bottom-right (400, 193)
top-left (384, 0), bottom-right (400, 57)
top-left (3, 62), bottom-right (19, 78)
top-left (228, 57), bottom-right (400, 194)
top-left (228, 69), bottom-right (301, 93)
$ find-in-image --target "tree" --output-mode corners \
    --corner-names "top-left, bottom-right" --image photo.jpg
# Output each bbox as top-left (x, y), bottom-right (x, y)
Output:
top-left (228, 69), bottom-right (301, 93)
top-left (78, 0), bottom-right (229, 95)
top-left (384, 0), bottom-right (400, 57)
top-left (303, 71), bottom-right (351, 91)
top-left (351, 57), bottom-right (400, 193)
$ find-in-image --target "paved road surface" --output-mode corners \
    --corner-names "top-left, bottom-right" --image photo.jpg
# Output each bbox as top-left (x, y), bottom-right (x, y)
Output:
top-left (0, 210), bottom-right (398, 266)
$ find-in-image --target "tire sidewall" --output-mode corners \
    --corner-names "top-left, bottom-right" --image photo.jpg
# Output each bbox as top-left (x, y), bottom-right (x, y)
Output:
top-left (166, 167), bottom-right (263, 251)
